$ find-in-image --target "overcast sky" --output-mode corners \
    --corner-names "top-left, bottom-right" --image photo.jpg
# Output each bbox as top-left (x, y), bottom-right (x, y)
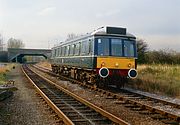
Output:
top-left (0, 0), bottom-right (180, 51)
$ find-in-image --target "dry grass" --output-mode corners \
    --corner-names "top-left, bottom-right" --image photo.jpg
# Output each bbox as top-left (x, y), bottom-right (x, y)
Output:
top-left (0, 63), bottom-right (15, 85)
top-left (129, 64), bottom-right (180, 98)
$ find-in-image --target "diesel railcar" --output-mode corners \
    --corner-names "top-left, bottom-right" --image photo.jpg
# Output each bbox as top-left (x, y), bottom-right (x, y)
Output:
top-left (51, 26), bottom-right (137, 88)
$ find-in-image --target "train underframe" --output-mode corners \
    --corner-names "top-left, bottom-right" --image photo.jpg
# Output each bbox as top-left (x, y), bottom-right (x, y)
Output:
top-left (52, 64), bottom-right (128, 88)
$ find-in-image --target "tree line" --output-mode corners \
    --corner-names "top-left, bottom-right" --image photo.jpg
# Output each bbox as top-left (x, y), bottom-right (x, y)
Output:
top-left (137, 39), bottom-right (180, 64)
top-left (0, 34), bottom-right (25, 49)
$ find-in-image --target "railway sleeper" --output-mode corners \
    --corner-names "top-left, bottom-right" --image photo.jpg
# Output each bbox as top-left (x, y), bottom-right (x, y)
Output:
top-left (131, 107), bottom-right (144, 111)
top-left (144, 106), bottom-right (180, 122)
top-left (62, 109), bottom-right (94, 114)
top-left (114, 100), bottom-right (126, 104)
top-left (59, 106), bottom-right (89, 110)
top-left (150, 114), bottom-right (167, 120)
top-left (124, 104), bottom-right (139, 108)
top-left (67, 112), bottom-right (100, 117)
top-left (46, 95), bottom-right (59, 98)
top-left (55, 95), bottom-right (73, 98)
top-left (52, 100), bottom-right (77, 104)
top-left (139, 110), bottom-right (152, 115)
top-left (56, 103), bottom-right (84, 107)
top-left (50, 99), bottom-right (63, 102)
top-left (62, 108), bottom-right (94, 113)
top-left (55, 97), bottom-right (78, 103)
top-left (161, 119), bottom-right (180, 124)
top-left (68, 114), bottom-right (107, 121)
top-left (55, 99), bottom-right (78, 102)
top-left (71, 117), bottom-right (109, 123)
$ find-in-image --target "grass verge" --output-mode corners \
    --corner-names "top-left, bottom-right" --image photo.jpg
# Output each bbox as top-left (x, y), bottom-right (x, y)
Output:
top-left (129, 64), bottom-right (180, 98)
top-left (0, 63), bottom-right (15, 85)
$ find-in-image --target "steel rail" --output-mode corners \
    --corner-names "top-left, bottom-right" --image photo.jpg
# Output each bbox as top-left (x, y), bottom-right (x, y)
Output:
top-left (22, 65), bottom-right (130, 125)
top-left (22, 65), bottom-right (74, 125)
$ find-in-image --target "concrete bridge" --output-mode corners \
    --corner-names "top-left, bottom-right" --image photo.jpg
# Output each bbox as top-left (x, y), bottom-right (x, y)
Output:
top-left (8, 48), bottom-right (52, 63)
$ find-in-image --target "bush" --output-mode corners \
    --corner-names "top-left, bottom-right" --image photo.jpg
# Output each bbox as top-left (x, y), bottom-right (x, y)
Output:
top-left (145, 49), bottom-right (180, 64)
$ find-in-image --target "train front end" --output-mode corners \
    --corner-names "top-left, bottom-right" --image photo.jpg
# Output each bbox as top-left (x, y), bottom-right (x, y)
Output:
top-left (94, 27), bottom-right (137, 88)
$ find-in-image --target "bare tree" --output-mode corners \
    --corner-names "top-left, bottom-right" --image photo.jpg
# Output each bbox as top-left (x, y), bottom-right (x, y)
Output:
top-left (136, 38), bottom-right (148, 63)
top-left (7, 38), bottom-right (25, 48)
top-left (66, 33), bottom-right (78, 41)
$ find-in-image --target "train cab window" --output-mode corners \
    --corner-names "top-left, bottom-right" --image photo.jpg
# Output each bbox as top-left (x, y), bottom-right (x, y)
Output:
top-left (97, 38), bottom-right (109, 56)
top-left (69, 44), bottom-right (75, 56)
top-left (124, 40), bottom-right (135, 57)
top-left (111, 39), bottom-right (123, 56)
top-left (75, 43), bottom-right (80, 55)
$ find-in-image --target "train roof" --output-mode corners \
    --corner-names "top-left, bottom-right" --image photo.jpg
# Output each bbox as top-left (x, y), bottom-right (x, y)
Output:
top-left (53, 26), bottom-right (136, 48)
top-left (91, 26), bottom-right (136, 38)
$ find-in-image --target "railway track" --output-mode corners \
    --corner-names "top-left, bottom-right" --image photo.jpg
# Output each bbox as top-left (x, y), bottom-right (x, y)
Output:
top-left (33, 64), bottom-right (180, 124)
top-left (22, 65), bottom-right (129, 125)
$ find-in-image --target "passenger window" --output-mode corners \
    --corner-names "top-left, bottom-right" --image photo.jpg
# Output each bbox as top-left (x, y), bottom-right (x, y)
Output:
top-left (75, 43), bottom-right (80, 55)
top-left (58, 48), bottom-right (61, 56)
top-left (55, 49), bottom-right (57, 57)
top-left (70, 44), bottom-right (75, 56)
top-left (89, 39), bottom-right (93, 55)
top-left (65, 46), bottom-right (69, 56)
top-left (81, 40), bottom-right (87, 55)
top-left (60, 47), bottom-right (62, 56)
top-left (52, 50), bottom-right (54, 57)
top-left (66, 46), bottom-right (69, 56)
top-left (62, 46), bottom-right (65, 56)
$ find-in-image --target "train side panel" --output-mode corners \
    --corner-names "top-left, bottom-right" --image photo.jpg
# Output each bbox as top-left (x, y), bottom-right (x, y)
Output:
top-left (53, 56), bottom-right (95, 69)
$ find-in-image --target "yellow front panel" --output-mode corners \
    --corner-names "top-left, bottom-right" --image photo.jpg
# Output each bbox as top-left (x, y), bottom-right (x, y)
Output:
top-left (97, 57), bottom-right (135, 69)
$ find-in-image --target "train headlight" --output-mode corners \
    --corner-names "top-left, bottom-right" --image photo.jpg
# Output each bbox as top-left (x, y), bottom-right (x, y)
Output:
top-left (99, 67), bottom-right (109, 78)
top-left (128, 63), bottom-right (131, 68)
top-left (115, 63), bottom-right (119, 67)
top-left (101, 62), bottom-right (105, 66)
top-left (128, 69), bottom-right (138, 78)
